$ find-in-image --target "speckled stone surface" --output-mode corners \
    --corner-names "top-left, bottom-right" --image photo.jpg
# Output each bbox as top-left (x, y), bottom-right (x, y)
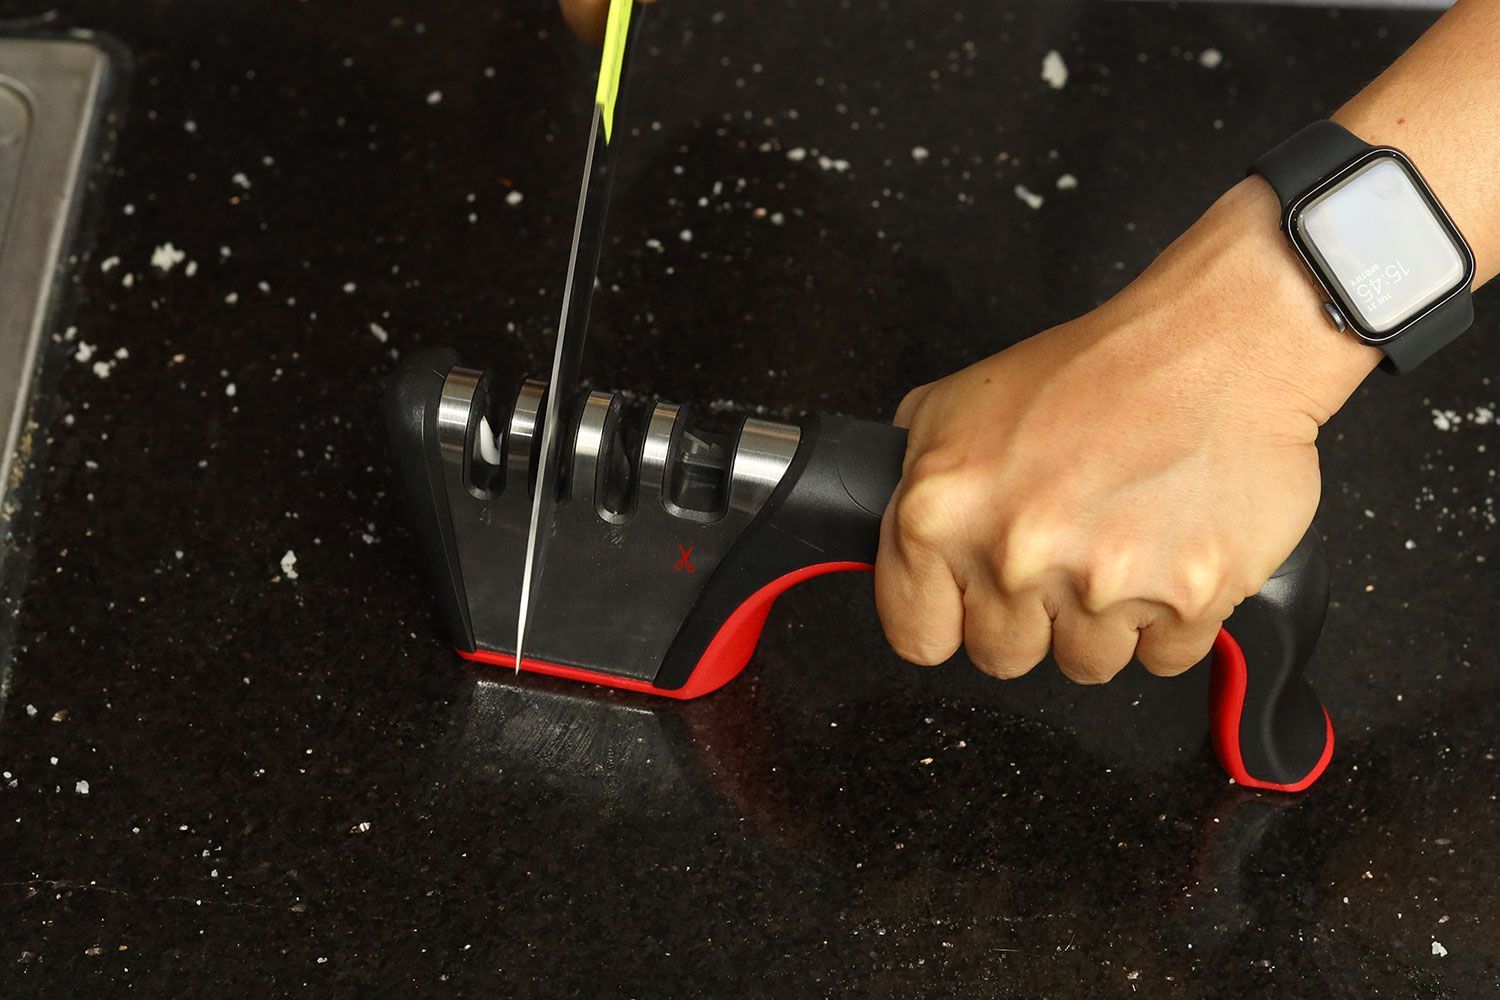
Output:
top-left (1, 1), bottom-right (1496, 995)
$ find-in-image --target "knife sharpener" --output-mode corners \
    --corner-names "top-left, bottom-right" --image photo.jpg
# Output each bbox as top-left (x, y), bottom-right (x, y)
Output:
top-left (386, 350), bottom-right (1335, 792)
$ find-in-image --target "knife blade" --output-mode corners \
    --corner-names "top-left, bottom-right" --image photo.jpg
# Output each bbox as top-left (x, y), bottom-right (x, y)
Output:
top-left (515, 0), bottom-right (643, 670)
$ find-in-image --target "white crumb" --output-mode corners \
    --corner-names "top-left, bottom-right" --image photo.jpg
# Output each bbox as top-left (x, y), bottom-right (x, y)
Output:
top-left (151, 243), bottom-right (187, 273)
top-left (225, 382), bottom-right (237, 397)
top-left (74, 342), bottom-right (96, 363)
top-left (1056, 173), bottom-right (1079, 190)
top-left (114, 347), bottom-right (128, 360)
top-left (426, 89), bottom-right (443, 105)
top-left (225, 292), bottom-right (239, 305)
top-left (911, 145), bottom-right (929, 162)
top-left (1041, 50), bottom-right (1069, 90)
top-left (231, 172), bottom-right (251, 190)
top-left (1199, 48), bottom-right (1224, 69)
top-left (122, 273), bottom-right (135, 288)
top-left (184, 260), bottom-right (198, 277)
top-left (280, 549), bottom-right (298, 580)
top-left (342, 282), bottom-right (356, 294)
top-left (1014, 184), bottom-right (1045, 210)
top-left (1431, 409), bottom-right (1461, 432)
top-left (75, 780), bottom-right (89, 795)
top-left (679, 229), bottom-right (693, 242)
top-left (91, 361), bottom-right (112, 380)
top-left (100, 256), bottom-right (120, 273)
top-left (369, 322), bottom-right (389, 343)
top-left (786, 147), bottom-right (807, 162)
top-left (1432, 940), bottom-right (1448, 957)
top-left (505, 190), bottom-right (524, 206)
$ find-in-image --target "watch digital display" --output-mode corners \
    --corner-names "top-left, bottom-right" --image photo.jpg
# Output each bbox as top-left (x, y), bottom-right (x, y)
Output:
top-left (1293, 154), bottom-right (1469, 336)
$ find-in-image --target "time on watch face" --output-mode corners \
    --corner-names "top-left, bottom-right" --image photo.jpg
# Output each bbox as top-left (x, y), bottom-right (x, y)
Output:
top-left (1291, 152), bottom-right (1472, 338)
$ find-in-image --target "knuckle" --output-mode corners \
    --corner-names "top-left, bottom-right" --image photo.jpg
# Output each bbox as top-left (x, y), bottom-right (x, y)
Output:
top-left (1165, 546), bottom-right (1226, 620)
top-left (893, 467), bottom-right (964, 550)
top-left (1080, 544), bottom-right (1135, 613)
top-left (994, 515), bottom-right (1059, 594)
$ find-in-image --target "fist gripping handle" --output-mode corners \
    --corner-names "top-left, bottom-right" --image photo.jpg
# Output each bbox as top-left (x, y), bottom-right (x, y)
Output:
top-left (661, 414), bottom-right (1334, 792)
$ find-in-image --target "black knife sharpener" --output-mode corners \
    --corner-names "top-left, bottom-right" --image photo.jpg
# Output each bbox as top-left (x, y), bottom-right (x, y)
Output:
top-left (386, 350), bottom-right (1335, 792)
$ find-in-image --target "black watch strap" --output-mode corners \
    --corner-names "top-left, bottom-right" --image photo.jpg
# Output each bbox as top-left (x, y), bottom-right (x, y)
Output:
top-left (1251, 119), bottom-right (1475, 375)
top-left (1253, 120), bottom-right (1373, 205)
top-left (1377, 288), bottom-right (1474, 375)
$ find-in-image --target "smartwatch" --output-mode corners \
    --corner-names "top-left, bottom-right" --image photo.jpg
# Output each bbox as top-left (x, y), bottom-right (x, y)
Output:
top-left (1251, 120), bottom-right (1476, 374)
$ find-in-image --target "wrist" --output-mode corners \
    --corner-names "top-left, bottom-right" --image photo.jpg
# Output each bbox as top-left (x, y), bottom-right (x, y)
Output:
top-left (1115, 176), bottom-right (1382, 423)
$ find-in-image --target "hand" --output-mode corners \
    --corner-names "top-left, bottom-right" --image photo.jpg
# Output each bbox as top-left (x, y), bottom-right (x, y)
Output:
top-left (559, 0), bottom-right (657, 47)
top-left (876, 178), bottom-right (1380, 683)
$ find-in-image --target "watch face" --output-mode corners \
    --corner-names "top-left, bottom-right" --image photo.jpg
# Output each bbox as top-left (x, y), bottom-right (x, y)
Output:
top-left (1293, 153), bottom-right (1469, 336)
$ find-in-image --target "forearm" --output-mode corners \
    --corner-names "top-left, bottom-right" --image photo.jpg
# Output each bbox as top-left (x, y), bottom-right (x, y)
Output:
top-left (1334, 0), bottom-right (1500, 285)
top-left (1104, 0), bottom-right (1500, 426)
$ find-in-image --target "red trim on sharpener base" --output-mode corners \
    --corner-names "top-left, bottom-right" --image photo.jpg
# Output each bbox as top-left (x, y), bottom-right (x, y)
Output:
top-left (1208, 628), bottom-right (1334, 793)
top-left (459, 560), bottom-right (875, 701)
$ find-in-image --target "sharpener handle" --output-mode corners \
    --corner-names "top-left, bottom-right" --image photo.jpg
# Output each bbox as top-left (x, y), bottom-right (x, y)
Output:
top-left (663, 414), bottom-right (1334, 791)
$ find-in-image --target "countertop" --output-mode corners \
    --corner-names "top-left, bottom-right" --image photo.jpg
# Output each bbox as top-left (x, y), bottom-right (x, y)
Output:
top-left (1, 0), bottom-right (1497, 995)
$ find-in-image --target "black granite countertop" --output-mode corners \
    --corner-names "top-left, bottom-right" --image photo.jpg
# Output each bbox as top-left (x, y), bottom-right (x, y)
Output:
top-left (2, 0), bottom-right (1497, 995)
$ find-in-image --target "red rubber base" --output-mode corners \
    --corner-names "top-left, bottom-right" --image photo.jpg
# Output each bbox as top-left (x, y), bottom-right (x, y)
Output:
top-left (1208, 628), bottom-right (1334, 792)
top-left (461, 568), bottom-right (1332, 793)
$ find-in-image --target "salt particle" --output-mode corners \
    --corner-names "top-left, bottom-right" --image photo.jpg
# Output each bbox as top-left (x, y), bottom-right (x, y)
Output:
top-left (151, 243), bottom-right (187, 273)
top-left (225, 382), bottom-right (237, 397)
top-left (369, 322), bottom-right (389, 343)
top-left (122, 273), bottom-right (135, 288)
top-left (225, 292), bottom-right (239, 305)
top-left (1404, 540), bottom-right (1416, 550)
top-left (1041, 50), bottom-right (1069, 90)
top-left (231, 172), bottom-right (251, 190)
top-left (426, 89), bottom-right (443, 105)
top-left (1432, 940), bottom-right (1448, 957)
top-left (1199, 48), bottom-right (1224, 70)
top-left (342, 282), bottom-right (356, 294)
top-left (679, 229), bottom-right (693, 242)
top-left (75, 780), bottom-right (89, 795)
top-left (92, 361), bottom-right (113, 380)
top-left (74, 342), bottom-right (96, 363)
top-left (25, 704), bottom-right (37, 718)
top-left (786, 147), bottom-right (807, 162)
top-left (100, 256), bottom-right (120, 274)
top-left (280, 549), bottom-right (298, 580)
top-left (1056, 173), bottom-right (1079, 191)
top-left (505, 190), bottom-right (524, 206)
top-left (184, 260), bottom-right (198, 277)
top-left (911, 145), bottom-right (930, 162)
top-left (1014, 184), bottom-right (1045, 210)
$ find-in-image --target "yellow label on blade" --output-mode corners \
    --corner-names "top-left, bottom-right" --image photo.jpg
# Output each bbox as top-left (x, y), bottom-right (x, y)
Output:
top-left (595, 0), bottom-right (633, 143)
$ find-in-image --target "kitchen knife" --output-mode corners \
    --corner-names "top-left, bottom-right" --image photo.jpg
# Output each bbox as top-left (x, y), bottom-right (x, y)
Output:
top-left (516, 0), bottom-right (644, 669)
